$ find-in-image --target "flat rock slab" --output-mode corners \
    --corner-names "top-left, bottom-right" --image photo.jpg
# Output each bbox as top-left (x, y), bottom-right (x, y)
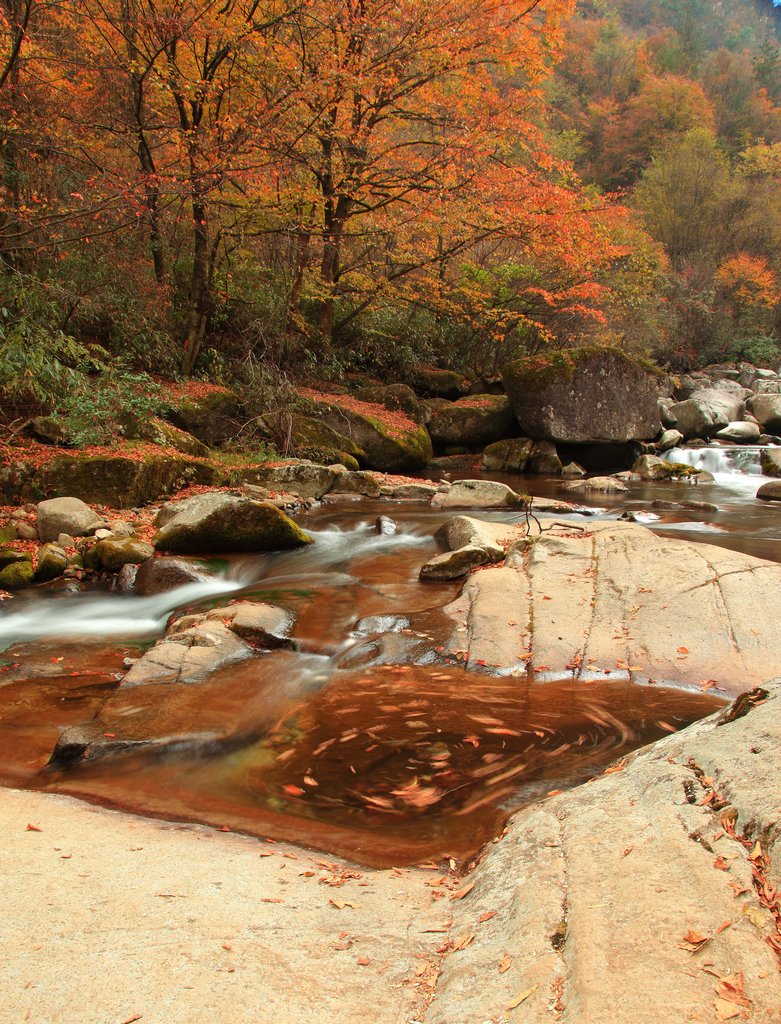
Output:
top-left (441, 518), bottom-right (781, 689)
top-left (4, 685), bottom-right (781, 1023)
top-left (426, 683), bottom-right (781, 1024)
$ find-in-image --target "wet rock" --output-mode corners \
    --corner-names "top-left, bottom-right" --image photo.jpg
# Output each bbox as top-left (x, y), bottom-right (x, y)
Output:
top-left (238, 461), bottom-right (340, 500)
top-left (757, 480), bottom-right (781, 501)
top-left (390, 483), bottom-right (439, 500)
top-left (434, 516), bottom-right (510, 560)
top-left (134, 556), bottom-right (215, 596)
top-left (561, 475), bottom-right (628, 493)
top-left (503, 347), bottom-right (661, 443)
top-left (652, 499), bottom-right (720, 513)
top-left (560, 461), bottom-right (586, 477)
top-left (713, 420), bottom-right (761, 443)
top-left (35, 544), bottom-right (68, 582)
top-left (116, 563), bottom-right (138, 591)
top-left (747, 394), bottom-right (781, 434)
top-left (85, 538), bottom-right (155, 572)
top-left (432, 479), bottom-right (528, 510)
top-left (428, 395), bottom-right (514, 448)
top-left (375, 515), bottom-right (397, 536)
top-left (420, 543), bottom-right (499, 580)
top-left (122, 619), bottom-right (252, 687)
top-left (330, 470), bottom-right (383, 498)
top-left (36, 497), bottom-right (106, 543)
top-left (208, 602), bottom-right (294, 648)
top-left (153, 492), bottom-right (313, 553)
top-left (760, 449), bottom-right (781, 477)
top-left (481, 437), bottom-right (534, 473)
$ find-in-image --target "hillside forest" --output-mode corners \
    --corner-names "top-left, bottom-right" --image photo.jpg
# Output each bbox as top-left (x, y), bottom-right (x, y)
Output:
top-left (1, 0), bottom-right (781, 443)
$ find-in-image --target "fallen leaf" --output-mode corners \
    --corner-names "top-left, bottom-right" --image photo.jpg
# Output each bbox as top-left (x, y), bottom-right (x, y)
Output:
top-left (25, 824), bottom-right (42, 832)
top-left (716, 920), bottom-right (732, 934)
top-left (452, 933), bottom-right (474, 951)
top-left (479, 911), bottom-right (497, 923)
top-left (499, 956), bottom-right (512, 974)
top-left (450, 882), bottom-right (475, 901)
top-left (507, 985), bottom-right (538, 1009)
top-left (679, 930), bottom-right (711, 952)
top-left (356, 956), bottom-right (370, 966)
top-left (714, 1000), bottom-right (743, 1021)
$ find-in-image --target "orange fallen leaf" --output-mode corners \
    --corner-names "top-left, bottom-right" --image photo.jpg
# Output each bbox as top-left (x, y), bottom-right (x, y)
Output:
top-left (25, 824), bottom-right (42, 832)
top-left (356, 956), bottom-right (370, 966)
top-left (479, 911), bottom-right (497, 923)
top-left (450, 882), bottom-right (475, 901)
top-left (499, 955), bottom-right (512, 974)
top-left (452, 933), bottom-right (474, 951)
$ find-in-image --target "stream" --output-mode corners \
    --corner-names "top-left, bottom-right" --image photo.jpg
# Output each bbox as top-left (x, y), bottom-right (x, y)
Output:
top-left (0, 449), bottom-right (778, 866)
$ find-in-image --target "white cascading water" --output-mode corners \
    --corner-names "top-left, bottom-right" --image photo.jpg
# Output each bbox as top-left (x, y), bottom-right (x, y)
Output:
top-left (665, 445), bottom-right (775, 497)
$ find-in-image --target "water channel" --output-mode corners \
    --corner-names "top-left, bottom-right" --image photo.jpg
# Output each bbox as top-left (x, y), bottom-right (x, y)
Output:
top-left (0, 448), bottom-right (777, 866)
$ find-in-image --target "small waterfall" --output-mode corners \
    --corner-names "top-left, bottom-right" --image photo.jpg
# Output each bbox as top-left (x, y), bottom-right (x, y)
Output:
top-left (665, 445), bottom-right (775, 497)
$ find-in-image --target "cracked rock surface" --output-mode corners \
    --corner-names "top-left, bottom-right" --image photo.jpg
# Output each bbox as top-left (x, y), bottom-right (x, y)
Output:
top-left (441, 517), bottom-right (781, 690)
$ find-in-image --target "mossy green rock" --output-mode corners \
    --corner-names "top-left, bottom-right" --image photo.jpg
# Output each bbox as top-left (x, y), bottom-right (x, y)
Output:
top-left (86, 538), bottom-right (155, 571)
top-left (38, 454), bottom-right (226, 507)
top-left (0, 558), bottom-right (34, 588)
top-left (303, 394), bottom-right (432, 472)
top-left (136, 418), bottom-right (212, 458)
top-left (236, 461), bottom-right (339, 500)
top-left (154, 492), bottom-right (313, 553)
top-left (0, 525), bottom-right (17, 544)
top-left (353, 384), bottom-right (425, 424)
top-left (503, 347), bottom-right (661, 443)
top-left (35, 543), bottom-right (68, 582)
top-left (412, 367), bottom-right (469, 399)
top-left (0, 547), bottom-right (28, 569)
top-left (166, 389), bottom-right (243, 446)
top-left (760, 448), bottom-right (781, 478)
top-left (429, 395), bottom-right (514, 448)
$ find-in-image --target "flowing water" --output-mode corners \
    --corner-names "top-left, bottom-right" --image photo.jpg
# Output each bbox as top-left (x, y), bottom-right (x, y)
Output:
top-left (0, 449), bottom-right (777, 866)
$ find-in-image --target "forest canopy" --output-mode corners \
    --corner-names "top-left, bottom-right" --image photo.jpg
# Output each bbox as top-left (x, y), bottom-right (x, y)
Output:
top-left (1, 0), bottom-right (780, 405)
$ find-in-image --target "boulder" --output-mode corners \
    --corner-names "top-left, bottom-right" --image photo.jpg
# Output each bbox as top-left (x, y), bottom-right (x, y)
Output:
top-left (657, 399), bottom-right (677, 428)
top-left (300, 391), bottom-right (433, 472)
top-left (204, 602), bottom-right (293, 648)
top-left (482, 438), bottom-right (534, 473)
top-left (412, 367), bottom-right (469, 399)
top-left (669, 390), bottom-right (745, 439)
top-left (747, 394), bottom-right (781, 434)
top-left (0, 556), bottom-right (33, 589)
top-left (753, 379), bottom-right (781, 395)
top-left (428, 395), bottom-right (514, 448)
top-left (561, 475), bottom-right (628, 493)
top-left (35, 543), bottom-right (68, 582)
top-left (0, 546), bottom-right (27, 569)
top-left (431, 479), bottom-right (528, 510)
top-left (632, 455), bottom-right (683, 480)
top-left (122, 619), bottom-right (251, 687)
top-left (353, 384), bottom-right (425, 424)
top-left (757, 480), bottom-right (781, 501)
top-left (166, 387), bottom-right (243, 446)
top-left (134, 556), bottom-right (215, 596)
top-left (238, 461), bottom-right (339, 500)
top-left (390, 483), bottom-right (439, 501)
top-left (434, 516), bottom-right (511, 560)
top-left (713, 420), bottom-right (761, 443)
top-left (657, 428), bottom-right (683, 452)
top-left (330, 471), bottom-right (383, 499)
top-left (420, 544), bottom-right (499, 580)
top-left (153, 492), bottom-right (313, 553)
top-left (263, 412), bottom-right (365, 469)
top-left (29, 416), bottom-right (70, 445)
top-left (760, 449), bottom-right (781, 477)
top-left (85, 538), bottom-right (155, 572)
top-left (527, 440), bottom-right (563, 474)
top-left (502, 347), bottom-right (661, 443)
top-left (561, 461), bottom-right (586, 477)
top-left (37, 497), bottom-right (106, 543)
top-left (139, 418), bottom-right (212, 458)
top-left (438, 517), bottom-right (781, 687)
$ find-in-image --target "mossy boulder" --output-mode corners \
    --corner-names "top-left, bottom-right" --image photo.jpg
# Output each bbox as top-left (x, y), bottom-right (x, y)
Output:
top-left (236, 461), bottom-right (340, 500)
top-left (262, 412), bottom-right (365, 469)
top-left (302, 392), bottom-right (433, 472)
top-left (153, 492), bottom-right (313, 553)
top-left (428, 395), bottom-right (514, 448)
top-left (35, 543), bottom-right (68, 582)
top-left (137, 418), bottom-right (212, 458)
top-left (36, 454), bottom-right (226, 507)
top-left (482, 438), bottom-right (535, 473)
top-left (0, 557), bottom-right (34, 588)
top-left (412, 367), bottom-right (469, 399)
top-left (166, 388), bottom-right (243, 446)
top-left (503, 347), bottom-right (662, 443)
top-left (85, 538), bottom-right (155, 571)
top-left (353, 384), bottom-right (425, 424)
top-left (760, 449), bottom-right (781, 477)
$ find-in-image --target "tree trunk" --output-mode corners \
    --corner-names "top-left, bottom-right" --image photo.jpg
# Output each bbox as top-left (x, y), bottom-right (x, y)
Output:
top-left (182, 198), bottom-right (210, 375)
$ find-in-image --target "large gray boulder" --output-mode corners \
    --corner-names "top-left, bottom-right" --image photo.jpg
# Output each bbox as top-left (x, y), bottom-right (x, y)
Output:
top-left (669, 389), bottom-right (745, 439)
top-left (238, 461), bottom-right (339, 500)
top-left (482, 437), bottom-right (534, 473)
top-left (153, 492), bottom-right (313, 553)
top-left (502, 347), bottom-right (661, 443)
top-left (134, 556), bottom-right (215, 596)
top-left (747, 394), bottom-right (781, 434)
top-left (36, 497), bottom-right (106, 543)
top-left (428, 395), bottom-right (514, 447)
top-left (713, 420), bottom-right (761, 442)
top-left (431, 479), bottom-right (528, 509)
